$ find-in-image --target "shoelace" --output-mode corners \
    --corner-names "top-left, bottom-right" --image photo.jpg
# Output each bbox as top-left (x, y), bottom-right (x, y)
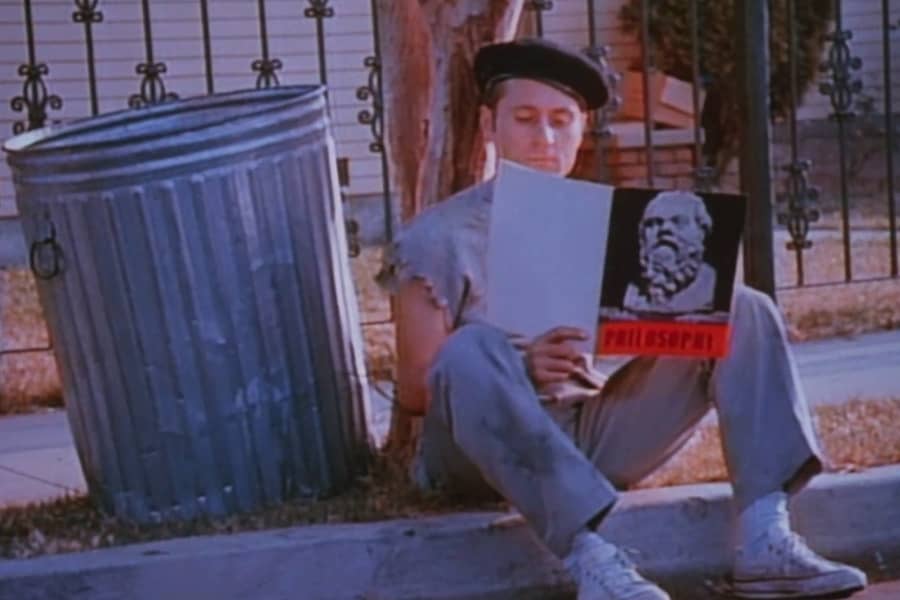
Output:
top-left (781, 532), bottom-right (825, 563)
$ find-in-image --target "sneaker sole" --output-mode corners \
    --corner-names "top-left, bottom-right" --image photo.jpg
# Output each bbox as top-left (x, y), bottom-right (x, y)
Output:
top-left (730, 571), bottom-right (866, 599)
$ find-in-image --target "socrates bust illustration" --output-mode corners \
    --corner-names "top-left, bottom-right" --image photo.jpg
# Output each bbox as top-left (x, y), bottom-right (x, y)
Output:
top-left (622, 190), bottom-right (717, 315)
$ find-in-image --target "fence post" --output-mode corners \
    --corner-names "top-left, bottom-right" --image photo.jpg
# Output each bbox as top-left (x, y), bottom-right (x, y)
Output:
top-left (735, 0), bottom-right (776, 298)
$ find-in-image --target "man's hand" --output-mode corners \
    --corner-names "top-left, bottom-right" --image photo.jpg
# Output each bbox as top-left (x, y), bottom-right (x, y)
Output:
top-left (522, 326), bottom-right (588, 389)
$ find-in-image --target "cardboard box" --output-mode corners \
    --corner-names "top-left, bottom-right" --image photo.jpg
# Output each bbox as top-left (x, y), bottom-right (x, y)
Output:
top-left (618, 71), bottom-right (704, 129)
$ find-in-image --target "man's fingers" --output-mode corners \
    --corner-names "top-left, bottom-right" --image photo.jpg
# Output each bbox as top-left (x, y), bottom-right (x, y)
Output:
top-left (532, 370), bottom-right (571, 385)
top-left (537, 327), bottom-right (589, 345)
top-left (532, 357), bottom-right (578, 375)
top-left (537, 343), bottom-right (582, 361)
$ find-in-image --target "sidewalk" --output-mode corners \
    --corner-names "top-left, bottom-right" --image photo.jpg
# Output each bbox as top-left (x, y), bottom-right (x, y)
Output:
top-left (1, 328), bottom-right (898, 508)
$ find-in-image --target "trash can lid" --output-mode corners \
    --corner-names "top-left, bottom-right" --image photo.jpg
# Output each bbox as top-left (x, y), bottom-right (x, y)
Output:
top-left (3, 85), bottom-right (329, 190)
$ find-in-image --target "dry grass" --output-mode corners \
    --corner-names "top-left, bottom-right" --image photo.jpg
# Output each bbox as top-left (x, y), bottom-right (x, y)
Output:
top-left (774, 234), bottom-right (900, 340)
top-left (1, 396), bottom-right (898, 560)
top-left (348, 246), bottom-right (395, 380)
top-left (0, 454), bottom-right (504, 560)
top-left (636, 397), bottom-right (900, 489)
top-left (0, 268), bottom-right (62, 414)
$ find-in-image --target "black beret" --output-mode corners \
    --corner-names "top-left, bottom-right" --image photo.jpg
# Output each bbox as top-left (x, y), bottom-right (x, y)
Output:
top-left (474, 38), bottom-right (609, 110)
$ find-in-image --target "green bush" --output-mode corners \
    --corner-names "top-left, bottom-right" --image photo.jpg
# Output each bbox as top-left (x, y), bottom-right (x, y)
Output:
top-left (619, 0), bottom-right (834, 176)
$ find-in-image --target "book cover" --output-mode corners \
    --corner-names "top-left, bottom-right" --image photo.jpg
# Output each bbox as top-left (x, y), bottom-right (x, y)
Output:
top-left (597, 187), bottom-right (746, 357)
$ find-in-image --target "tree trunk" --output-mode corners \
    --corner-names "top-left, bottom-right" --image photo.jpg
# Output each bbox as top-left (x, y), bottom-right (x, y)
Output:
top-left (375, 0), bottom-right (525, 460)
top-left (378, 0), bottom-right (525, 219)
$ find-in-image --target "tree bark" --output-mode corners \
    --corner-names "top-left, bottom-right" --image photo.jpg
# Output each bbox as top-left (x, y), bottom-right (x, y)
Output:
top-left (375, 0), bottom-right (525, 460)
top-left (378, 0), bottom-right (525, 220)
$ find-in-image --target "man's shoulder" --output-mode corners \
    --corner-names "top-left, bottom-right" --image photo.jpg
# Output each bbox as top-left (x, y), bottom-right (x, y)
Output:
top-left (402, 179), bottom-right (493, 240)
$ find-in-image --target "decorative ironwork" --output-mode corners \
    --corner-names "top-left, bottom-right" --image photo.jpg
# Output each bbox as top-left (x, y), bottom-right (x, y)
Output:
top-left (357, 56), bottom-right (385, 154)
top-left (129, 0), bottom-right (177, 107)
top-left (881, 1), bottom-right (898, 277)
top-left (129, 62), bottom-right (177, 108)
top-left (252, 58), bottom-right (283, 89)
top-left (527, 0), bottom-right (553, 36)
top-left (73, 0), bottom-right (103, 116)
top-left (639, 0), bottom-right (657, 186)
top-left (688, 0), bottom-right (712, 192)
top-left (305, 0), bottom-right (334, 86)
top-left (11, 65), bottom-right (63, 135)
top-left (528, 0), bottom-right (554, 11)
top-left (72, 0), bottom-right (102, 25)
top-left (11, 0), bottom-right (62, 134)
top-left (819, 29), bottom-right (863, 120)
top-left (366, 0), bottom-right (394, 246)
top-left (585, 44), bottom-right (621, 138)
top-left (345, 220), bottom-right (361, 258)
top-left (304, 0), bottom-right (334, 19)
top-left (777, 160), bottom-right (821, 250)
top-left (253, 0), bottom-right (282, 89)
top-left (818, 6), bottom-right (863, 282)
top-left (199, 0), bottom-right (214, 94)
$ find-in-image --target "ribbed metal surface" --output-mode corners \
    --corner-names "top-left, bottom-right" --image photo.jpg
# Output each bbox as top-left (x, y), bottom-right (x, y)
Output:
top-left (3, 86), bottom-right (372, 523)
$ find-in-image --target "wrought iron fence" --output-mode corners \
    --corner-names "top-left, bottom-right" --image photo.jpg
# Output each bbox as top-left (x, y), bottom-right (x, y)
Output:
top-left (775, 0), bottom-right (898, 289)
top-left (526, 0), bottom-right (900, 293)
top-left (2, 0), bottom-right (396, 358)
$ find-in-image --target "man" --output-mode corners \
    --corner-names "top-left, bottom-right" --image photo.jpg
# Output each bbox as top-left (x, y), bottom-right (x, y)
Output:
top-left (623, 190), bottom-right (718, 316)
top-left (377, 37), bottom-right (867, 600)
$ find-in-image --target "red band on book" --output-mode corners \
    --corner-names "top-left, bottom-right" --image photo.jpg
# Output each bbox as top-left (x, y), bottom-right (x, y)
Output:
top-left (597, 321), bottom-right (731, 357)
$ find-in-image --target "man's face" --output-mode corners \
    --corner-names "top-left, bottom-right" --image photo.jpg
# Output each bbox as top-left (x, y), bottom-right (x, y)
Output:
top-left (479, 78), bottom-right (586, 176)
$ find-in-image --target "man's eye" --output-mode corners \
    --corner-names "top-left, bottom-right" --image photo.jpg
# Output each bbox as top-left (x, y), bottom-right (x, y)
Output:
top-left (551, 115), bottom-right (573, 127)
top-left (514, 112), bottom-right (536, 122)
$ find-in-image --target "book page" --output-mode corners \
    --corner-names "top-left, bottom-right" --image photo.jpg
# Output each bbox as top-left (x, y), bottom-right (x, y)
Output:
top-left (485, 161), bottom-right (614, 355)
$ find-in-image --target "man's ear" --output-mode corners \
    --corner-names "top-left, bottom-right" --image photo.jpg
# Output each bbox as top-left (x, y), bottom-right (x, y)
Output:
top-left (479, 105), bottom-right (495, 143)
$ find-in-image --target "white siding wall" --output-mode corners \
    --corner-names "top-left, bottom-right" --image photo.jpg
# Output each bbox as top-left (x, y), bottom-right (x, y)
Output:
top-left (0, 0), bottom-right (384, 218)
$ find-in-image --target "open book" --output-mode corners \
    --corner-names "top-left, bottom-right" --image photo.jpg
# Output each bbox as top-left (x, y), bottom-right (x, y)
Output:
top-left (485, 161), bottom-right (746, 358)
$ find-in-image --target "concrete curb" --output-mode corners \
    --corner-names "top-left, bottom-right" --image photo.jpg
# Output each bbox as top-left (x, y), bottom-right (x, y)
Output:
top-left (1, 465), bottom-right (899, 600)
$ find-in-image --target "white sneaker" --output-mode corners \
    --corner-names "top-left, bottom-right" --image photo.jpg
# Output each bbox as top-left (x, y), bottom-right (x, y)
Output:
top-left (732, 528), bottom-right (867, 598)
top-left (563, 531), bottom-right (670, 600)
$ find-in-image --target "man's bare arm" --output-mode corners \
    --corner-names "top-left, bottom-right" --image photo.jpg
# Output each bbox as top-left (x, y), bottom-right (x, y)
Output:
top-left (395, 279), bottom-right (451, 416)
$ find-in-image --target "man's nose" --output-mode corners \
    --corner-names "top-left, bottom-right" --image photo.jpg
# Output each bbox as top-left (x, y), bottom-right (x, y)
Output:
top-left (533, 120), bottom-right (555, 146)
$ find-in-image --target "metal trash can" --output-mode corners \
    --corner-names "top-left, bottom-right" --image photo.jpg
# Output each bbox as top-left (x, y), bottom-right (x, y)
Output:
top-left (3, 86), bottom-right (373, 523)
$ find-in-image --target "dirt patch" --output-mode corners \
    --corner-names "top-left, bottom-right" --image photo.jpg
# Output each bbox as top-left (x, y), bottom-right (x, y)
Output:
top-left (0, 268), bottom-right (61, 414)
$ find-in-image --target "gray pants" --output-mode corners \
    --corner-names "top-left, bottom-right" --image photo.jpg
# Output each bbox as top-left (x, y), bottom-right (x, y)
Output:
top-left (420, 285), bottom-right (823, 556)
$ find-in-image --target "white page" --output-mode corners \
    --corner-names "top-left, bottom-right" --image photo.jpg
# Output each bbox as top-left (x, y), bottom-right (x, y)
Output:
top-left (485, 161), bottom-right (614, 354)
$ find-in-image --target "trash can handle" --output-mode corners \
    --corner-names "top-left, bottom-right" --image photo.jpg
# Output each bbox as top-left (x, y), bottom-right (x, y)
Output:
top-left (29, 218), bottom-right (64, 280)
